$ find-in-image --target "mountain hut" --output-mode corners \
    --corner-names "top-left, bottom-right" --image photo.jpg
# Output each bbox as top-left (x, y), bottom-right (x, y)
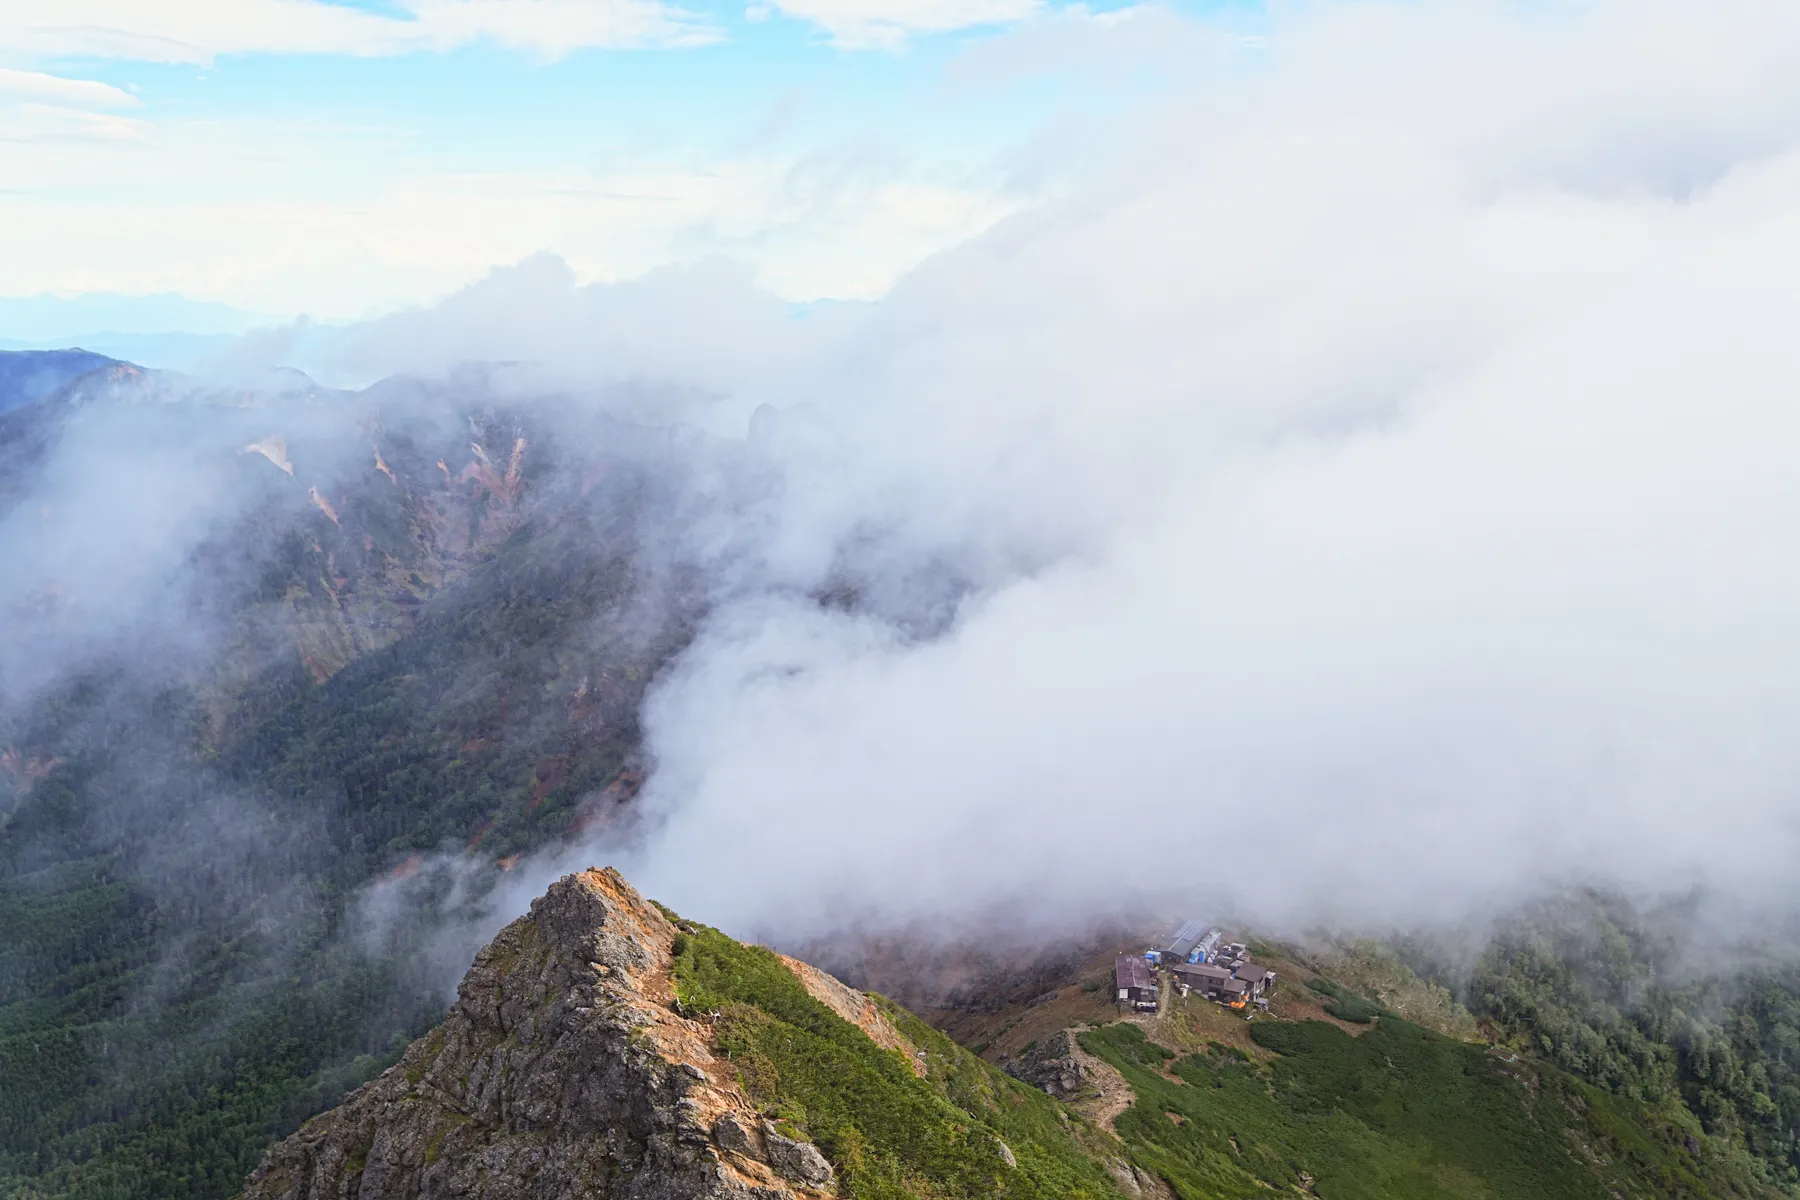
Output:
top-left (1115, 954), bottom-right (1159, 1012)
top-left (1158, 919), bottom-right (1214, 965)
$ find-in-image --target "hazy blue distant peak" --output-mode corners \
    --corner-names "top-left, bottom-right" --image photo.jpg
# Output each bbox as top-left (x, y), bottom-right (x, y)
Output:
top-left (0, 348), bottom-right (124, 415)
top-left (0, 331), bottom-right (248, 373)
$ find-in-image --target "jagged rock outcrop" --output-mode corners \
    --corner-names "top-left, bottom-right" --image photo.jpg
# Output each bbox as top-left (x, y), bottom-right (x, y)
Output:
top-left (1103, 1158), bottom-right (1175, 1200)
top-left (238, 869), bottom-right (832, 1200)
top-left (759, 1125), bottom-right (835, 1190)
top-left (1004, 1029), bottom-right (1087, 1099)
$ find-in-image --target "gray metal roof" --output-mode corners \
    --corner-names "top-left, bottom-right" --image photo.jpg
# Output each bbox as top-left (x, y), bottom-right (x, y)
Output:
top-left (1162, 919), bottom-right (1209, 957)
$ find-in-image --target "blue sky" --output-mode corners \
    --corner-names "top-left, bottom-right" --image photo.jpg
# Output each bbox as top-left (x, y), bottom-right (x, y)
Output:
top-left (0, 0), bottom-right (1260, 333)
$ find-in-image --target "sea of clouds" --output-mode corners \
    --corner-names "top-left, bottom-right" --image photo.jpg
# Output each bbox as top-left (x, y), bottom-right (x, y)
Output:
top-left (365, 0), bottom-right (1800, 942)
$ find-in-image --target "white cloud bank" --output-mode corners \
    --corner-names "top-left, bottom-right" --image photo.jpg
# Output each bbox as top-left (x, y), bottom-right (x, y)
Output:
top-left (184, 0), bottom-right (1800, 944)
top-left (567, 0), bottom-right (1800, 939)
top-left (0, 155), bottom-right (1016, 317)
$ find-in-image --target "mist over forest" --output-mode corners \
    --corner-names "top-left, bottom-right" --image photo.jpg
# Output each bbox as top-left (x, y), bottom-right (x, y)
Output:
top-left (7, 1), bottom-right (1800, 1196)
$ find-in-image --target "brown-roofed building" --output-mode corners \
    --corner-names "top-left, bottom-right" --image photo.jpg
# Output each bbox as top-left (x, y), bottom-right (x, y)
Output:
top-left (1174, 957), bottom-right (1279, 1007)
top-left (1115, 954), bottom-right (1159, 1012)
top-left (1230, 960), bottom-right (1277, 1000)
top-left (1172, 962), bottom-right (1234, 999)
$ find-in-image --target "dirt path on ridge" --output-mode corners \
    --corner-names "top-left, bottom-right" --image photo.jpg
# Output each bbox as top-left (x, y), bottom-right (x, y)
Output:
top-left (1063, 1025), bottom-right (1138, 1132)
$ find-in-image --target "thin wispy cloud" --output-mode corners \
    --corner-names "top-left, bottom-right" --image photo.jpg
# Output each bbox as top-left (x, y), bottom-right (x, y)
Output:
top-left (0, 67), bottom-right (142, 109)
top-left (761, 0), bottom-right (1045, 48)
top-left (0, 0), bottom-right (718, 65)
top-left (2, 102), bottom-right (152, 143)
top-left (0, 66), bottom-right (148, 145)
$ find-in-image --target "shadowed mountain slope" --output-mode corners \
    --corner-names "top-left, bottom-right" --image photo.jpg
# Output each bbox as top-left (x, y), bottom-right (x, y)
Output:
top-left (0, 350), bottom-right (122, 415)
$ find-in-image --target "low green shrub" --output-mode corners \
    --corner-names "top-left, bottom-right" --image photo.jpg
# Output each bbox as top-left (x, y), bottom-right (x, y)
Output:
top-left (1079, 1016), bottom-right (1741, 1200)
top-left (1305, 977), bottom-right (1380, 1024)
top-left (667, 919), bottom-right (1120, 1200)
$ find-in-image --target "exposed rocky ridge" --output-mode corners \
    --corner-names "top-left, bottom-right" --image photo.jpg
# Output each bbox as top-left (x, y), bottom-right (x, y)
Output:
top-left (1004, 1030), bottom-right (1088, 1101)
top-left (239, 869), bottom-right (838, 1200)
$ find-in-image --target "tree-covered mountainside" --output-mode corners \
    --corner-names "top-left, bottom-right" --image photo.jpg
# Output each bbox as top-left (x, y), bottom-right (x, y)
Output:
top-left (0, 371), bottom-right (719, 1198)
top-left (0, 519), bottom-right (683, 1196)
top-left (1455, 893), bottom-right (1800, 1189)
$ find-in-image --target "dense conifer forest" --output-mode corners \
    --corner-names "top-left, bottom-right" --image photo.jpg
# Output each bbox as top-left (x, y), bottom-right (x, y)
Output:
top-left (0, 373), bottom-right (700, 1197)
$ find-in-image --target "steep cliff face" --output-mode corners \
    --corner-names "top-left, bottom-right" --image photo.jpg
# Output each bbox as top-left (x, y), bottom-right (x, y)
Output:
top-left (240, 870), bottom-right (829, 1200)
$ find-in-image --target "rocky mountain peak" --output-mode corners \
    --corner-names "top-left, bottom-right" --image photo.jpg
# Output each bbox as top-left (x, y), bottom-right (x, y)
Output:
top-left (240, 869), bottom-right (835, 1200)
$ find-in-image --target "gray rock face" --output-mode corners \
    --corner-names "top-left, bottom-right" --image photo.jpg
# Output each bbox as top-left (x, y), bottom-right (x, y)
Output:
top-left (713, 1113), bottom-right (759, 1157)
top-left (761, 1123), bottom-right (835, 1190)
top-left (1105, 1157), bottom-right (1175, 1200)
top-left (1004, 1029), bottom-right (1086, 1099)
top-left (237, 869), bottom-right (818, 1200)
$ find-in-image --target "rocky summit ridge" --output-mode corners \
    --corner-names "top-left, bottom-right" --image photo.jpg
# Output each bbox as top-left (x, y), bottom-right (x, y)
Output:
top-left (240, 869), bottom-right (846, 1200)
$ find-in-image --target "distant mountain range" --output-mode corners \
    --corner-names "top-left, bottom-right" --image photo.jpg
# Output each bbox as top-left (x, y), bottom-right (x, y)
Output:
top-left (0, 332), bottom-right (249, 371)
top-left (0, 293), bottom-right (287, 371)
top-left (0, 348), bottom-right (123, 414)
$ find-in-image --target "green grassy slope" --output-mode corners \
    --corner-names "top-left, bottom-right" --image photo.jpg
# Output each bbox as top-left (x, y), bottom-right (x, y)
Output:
top-left (667, 915), bottom-right (1125, 1200)
top-left (1081, 1011), bottom-right (1772, 1200)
